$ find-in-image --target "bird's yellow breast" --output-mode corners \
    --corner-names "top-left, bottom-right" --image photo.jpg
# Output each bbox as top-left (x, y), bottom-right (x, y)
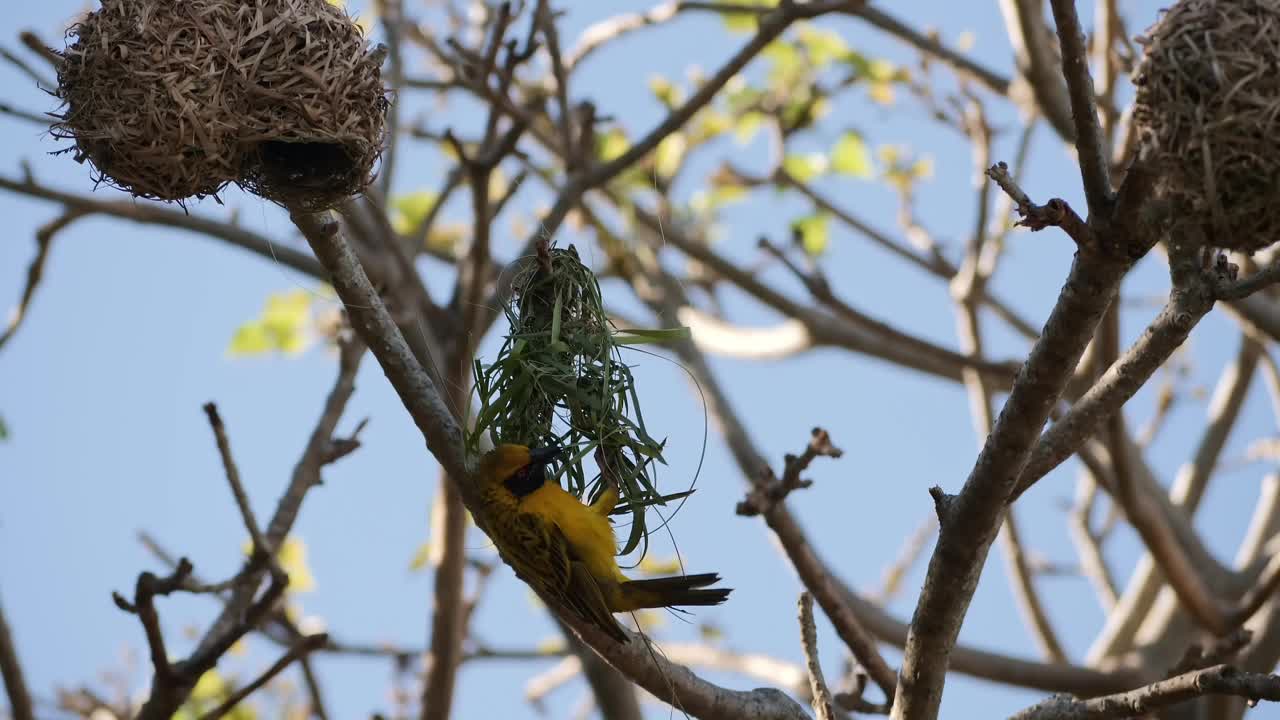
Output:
top-left (519, 482), bottom-right (624, 583)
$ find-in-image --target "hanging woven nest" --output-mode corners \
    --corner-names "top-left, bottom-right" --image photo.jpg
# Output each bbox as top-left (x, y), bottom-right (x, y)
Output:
top-left (1131, 0), bottom-right (1280, 253)
top-left (53, 0), bottom-right (388, 209)
top-left (468, 241), bottom-right (693, 560)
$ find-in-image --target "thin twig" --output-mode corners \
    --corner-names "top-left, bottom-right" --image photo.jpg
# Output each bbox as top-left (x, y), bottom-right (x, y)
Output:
top-left (202, 403), bottom-right (270, 556)
top-left (198, 634), bottom-right (328, 720)
top-left (1048, 0), bottom-right (1113, 215)
top-left (0, 174), bottom-right (325, 279)
top-left (0, 210), bottom-right (84, 353)
top-left (1009, 665), bottom-right (1280, 720)
top-left (112, 559), bottom-right (195, 699)
top-left (798, 592), bottom-right (838, 720)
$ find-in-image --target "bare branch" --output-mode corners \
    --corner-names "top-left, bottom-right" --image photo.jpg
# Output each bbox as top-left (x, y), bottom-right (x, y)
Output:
top-left (737, 427), bottom-right (842, 516)
top-left (198, 633), bottom-right (328, 720)
top-left (112, 558), bottom-right (195, 712)
top-left (0, 174), bottom-right (325, 279)
top-left (798, 592), bottom-right (839, 720)
top-left (1217, 261), bottom-right (1280, 301)
top-left (1013, 261), bottom-right (1221, 501)
top-left (1068, 475), bottom-right (1119, 613)
top-left (0, 210), bottom-right (84, 353)
top-left (997, 0), bottom-right (1074, 140)
top-left (1048, 0), bottom-right (1113, 215)
top-left (294, 212), bottom-right (811, 720)
top-left (874, 515), bottom-right (937, 604)
top-left (1009, 665), bottom-right (1280, 720)
top-left (893, 223), bottom-right (1133, 719)
top-left (202, 403), bottom-right (270, 556)
top-left (0, 596), bottom-right (34, 720)
top-left (986, 162), bottom-right (1091, 245)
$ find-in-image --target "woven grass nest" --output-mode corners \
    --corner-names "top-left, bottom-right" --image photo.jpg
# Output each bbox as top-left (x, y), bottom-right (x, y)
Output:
top-left (468, 243), bottom-right (693, 559)
top-left (52, 0), bottom-right (388, 210)
top-left (1132, 0), bottom-right (1280, 253)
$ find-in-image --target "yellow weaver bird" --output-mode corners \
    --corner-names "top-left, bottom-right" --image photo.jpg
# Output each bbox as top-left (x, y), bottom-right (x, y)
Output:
top-left (475, 444), bottom-right (731, 643)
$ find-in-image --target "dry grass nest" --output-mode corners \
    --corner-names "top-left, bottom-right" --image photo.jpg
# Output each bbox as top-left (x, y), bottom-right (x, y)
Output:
top-left (1132, 0), bottom-right (1280, 253)
top-left (53, 0), bottom-right (388, 210)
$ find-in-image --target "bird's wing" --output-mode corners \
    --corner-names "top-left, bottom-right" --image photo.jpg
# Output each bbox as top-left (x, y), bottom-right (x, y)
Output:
top-left (503, 512), bottom-right (629, 643)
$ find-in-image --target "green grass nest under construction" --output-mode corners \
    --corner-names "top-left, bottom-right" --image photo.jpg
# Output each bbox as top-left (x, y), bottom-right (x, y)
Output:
top-left (468, 245), bottom-right (692, 558)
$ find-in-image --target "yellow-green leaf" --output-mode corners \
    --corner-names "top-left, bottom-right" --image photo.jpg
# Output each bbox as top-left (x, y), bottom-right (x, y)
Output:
top-left (721, 0), bottom-right (777, 32)
top-left (694, 109), bottom-right (732, 141)
top-left (426, 222), bottom-right (467, 255)
top-left (797, 24), bottom-right (848, 66)
top-left (390, 190), bottom-right (439, 236)
top-left (244, 536), bottom-right (317, 593)
top-left (653, 133), bottom-right (687, 178)
top-left (791, 213), bottom-right (831, 257)
top-left (191, 670), bottom-right (230, 702)
top-left (782, 153), bottom-right (827, 183)
top-left (911, 156), bottom-right (935, 180)
top-left (831, 132), bottom-right (872, 178)
top-left (279, 537), bottom-right (316, 593)
top-left (228, 290), bottom-right (313, 358)
top-left (762, 40), bottom-right (802, 85)
top-left (733, 111), bottom-right (766, 145)
top-left (648, 75), bottom-right (682, 109)
top-left (869, 80), bottom-right (895, 106)
top-left (488, 168), bottom-right (509, 202)
top-left (638, 555), bottom-right (681, 575)
top-left (408, 540), bottom-right (433, 572)
top-left (595, 128), bottom-right (630, 164)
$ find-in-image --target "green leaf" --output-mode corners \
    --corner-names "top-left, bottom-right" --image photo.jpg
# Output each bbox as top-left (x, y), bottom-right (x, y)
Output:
top-left (409, 540), bottom-right (433, 572)
top-left (733, 111), bottom-right (766, 145)
top-left (653, 133), bottom-right (687, 178)
top-left (390, 190), bottom-right (439, 235)
top-left (831, 132), bottom-right (872, 178)
top-left (782, 153), bottom-right (828, 183)
top-left (722, 11), bottom-right (758, 33)
top-left (0, 414), bottom-right (10, 441)
top-left (613, 326), bottom-right (692, 345)
top-left (248, 535), bottom-right (317, 593)
top-left (595, 128), bottom-right (630, 164)
top-left (693, 109), bottom-right (732, 142)
top-left (721, 0), bottom-right (777, 32)
top-left (227, 290), bottom-right (313, 357)
top-left (762, 40), bottom-right (802, 86)
top-left (791, 213), bottom-right (831, 257)
top-left (797, 24), bottom-right (848, 67)
top-left (648, 75), bottom-right (682, 109)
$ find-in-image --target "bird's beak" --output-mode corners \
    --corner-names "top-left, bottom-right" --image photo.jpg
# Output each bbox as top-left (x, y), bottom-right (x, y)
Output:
top-left (527, 446), bottom-right (563, 466)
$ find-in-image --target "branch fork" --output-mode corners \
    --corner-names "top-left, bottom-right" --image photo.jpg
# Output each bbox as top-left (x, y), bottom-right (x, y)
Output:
top-left (737, 428), bottom-right (843, 516)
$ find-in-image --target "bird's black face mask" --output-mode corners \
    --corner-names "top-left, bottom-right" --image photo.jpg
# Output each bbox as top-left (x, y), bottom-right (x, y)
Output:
top-left (505, 446), bottom-right (562, 498)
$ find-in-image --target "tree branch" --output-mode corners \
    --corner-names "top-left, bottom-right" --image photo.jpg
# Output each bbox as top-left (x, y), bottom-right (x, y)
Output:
top-left (293, 211), bottom-right (812, 720)
top-left (893, 170), bottom-right (1134, 718)
top-left (198, 633), bottom-right (328, 720)
top-left (798, 592), bottom-right (839, 720)
top-left (0, 596), bottom-right (34, 720)
top-left (1009, 665), bottom-right (1280, 720)
top-left (0, 210), bottom-right (84, 353)
top-left (1048, 0), bottom-right (1113, 215)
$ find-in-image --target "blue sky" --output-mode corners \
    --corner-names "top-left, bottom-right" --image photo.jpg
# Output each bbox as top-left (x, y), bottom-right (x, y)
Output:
top-left (3, 1), bottom-right (1273, 719)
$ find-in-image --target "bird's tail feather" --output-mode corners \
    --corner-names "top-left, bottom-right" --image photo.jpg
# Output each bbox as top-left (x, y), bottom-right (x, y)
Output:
top-left (617, 573), bottom-right (732, 610)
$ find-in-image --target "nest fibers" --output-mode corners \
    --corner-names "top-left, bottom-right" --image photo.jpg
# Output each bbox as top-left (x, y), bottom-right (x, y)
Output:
top-left (53, 0), bottom-right (388, 209)
top-left (1132, 0), bottom-right (1280, 253)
